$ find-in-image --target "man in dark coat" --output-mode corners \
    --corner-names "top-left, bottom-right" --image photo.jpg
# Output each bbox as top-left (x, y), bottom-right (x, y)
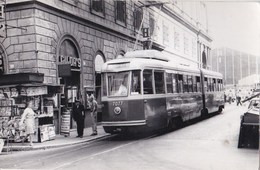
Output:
top-left (72, 100), bottom-right (85, 138)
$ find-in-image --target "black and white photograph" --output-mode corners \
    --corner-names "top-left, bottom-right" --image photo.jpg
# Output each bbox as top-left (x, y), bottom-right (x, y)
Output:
top-left (0, 0), bottom-right (259, 170)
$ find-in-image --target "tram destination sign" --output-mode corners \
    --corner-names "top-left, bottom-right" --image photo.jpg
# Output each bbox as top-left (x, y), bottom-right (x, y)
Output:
top-left (107, 63), bottom-right (130, 70)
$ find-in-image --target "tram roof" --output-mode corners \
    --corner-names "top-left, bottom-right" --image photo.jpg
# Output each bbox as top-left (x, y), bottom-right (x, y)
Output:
top-left (102, 50), bottom-right (222, 78)
top-left (201, 68), bottom-right (223, 78)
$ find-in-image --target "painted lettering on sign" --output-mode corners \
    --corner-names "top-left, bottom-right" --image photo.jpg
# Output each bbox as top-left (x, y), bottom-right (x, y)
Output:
top-left (58, 55), bottom-right (81, 69)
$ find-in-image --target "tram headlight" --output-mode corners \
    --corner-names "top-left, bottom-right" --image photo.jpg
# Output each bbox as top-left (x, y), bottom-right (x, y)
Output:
top-left (114, 106), bottom-right (121, 115)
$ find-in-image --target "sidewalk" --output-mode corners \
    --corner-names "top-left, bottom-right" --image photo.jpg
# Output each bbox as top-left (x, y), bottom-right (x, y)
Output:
top-left (1, 125), bottom-right (110, 153)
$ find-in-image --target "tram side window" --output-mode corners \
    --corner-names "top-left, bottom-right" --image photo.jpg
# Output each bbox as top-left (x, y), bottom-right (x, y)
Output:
top-left (208, 78), bottom-right (212, 92)
top-left (143, 70), bottom-right (153, 94)
top-left (131, 71), bottom-right (141, 94)
top-left (216, 79), bottom-right (219, 91)
top-left (107, 72), bottom-right (129, 96)
top-left (192, 76), bottom-right (197, 92)
top-left (220, 79), bottom-right (223, 91)
top-left (102, 73), bottom-right (107, 96)
top-left (204, 77), bottom-right (208, 92)
top-left (166, 73), bottom-right (173, 93)
top-left (178, 74), bottom-right (183, 93)
top-left (187, 75), bottom-right (193, 92)
top-left (183, 75), bottom-right (188, 93)
top-left (172, 74), bottom-right (178, 93)
top-left (196, 76), bottom-right (201, 92)
top-left (213, 78), bottom-right (216, 91)
top-left (154, 71), bottom-right (165, 94)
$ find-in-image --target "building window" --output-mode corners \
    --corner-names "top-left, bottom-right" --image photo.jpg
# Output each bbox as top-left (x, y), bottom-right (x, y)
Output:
top-left (149, 14), bottom-right (155, 36)
top-left (115, 0), bottom-right (126, 25)
top-left (90, 0), bottom-right (105, 17)
top-left (163, 22), bottom-right (169, 45)
top-left (134, 7), bottom-right (143, 32)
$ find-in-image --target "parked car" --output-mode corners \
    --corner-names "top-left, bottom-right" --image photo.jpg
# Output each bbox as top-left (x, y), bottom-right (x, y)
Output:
top-left (238, 99), bottom-right (259, 148)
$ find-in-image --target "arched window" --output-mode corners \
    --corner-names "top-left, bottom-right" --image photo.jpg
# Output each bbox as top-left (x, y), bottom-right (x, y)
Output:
top-left (94, 52), bottom-right (105, 122)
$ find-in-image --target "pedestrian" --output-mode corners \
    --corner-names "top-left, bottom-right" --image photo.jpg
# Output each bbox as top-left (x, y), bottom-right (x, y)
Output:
top-left (236, 95), bottom-right (242, 106)
top-left (72, 99), bottom-right (85, 138)
top-left (224, 92), bottom-right (227, 103)
top-left (19, 101), bottom-right (37, 146)
top-left (88, 95), bottom-right (98, 136)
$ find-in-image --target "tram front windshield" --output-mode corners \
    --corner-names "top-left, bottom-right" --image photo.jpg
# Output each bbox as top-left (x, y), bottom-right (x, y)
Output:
top-left (107, 72), bottom-right (129, 96)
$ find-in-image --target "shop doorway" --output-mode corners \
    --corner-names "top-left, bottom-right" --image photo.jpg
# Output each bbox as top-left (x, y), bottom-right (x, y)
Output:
top-left (58, 38), bottom-right (81, 130)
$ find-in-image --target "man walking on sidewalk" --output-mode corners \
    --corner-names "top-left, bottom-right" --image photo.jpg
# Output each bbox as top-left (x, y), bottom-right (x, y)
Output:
top-left (72, 99), bottom-right (85, 138)
top-left (88, 95), bottom-right (98, 136)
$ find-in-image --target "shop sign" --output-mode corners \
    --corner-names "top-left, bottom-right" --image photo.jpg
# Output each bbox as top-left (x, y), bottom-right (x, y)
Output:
top-left (60, 111), bottom-right (71, 136)
top-left (20, 86), bottom-right (48, 96)
top-left (58, 55), bottom-right (81, 70)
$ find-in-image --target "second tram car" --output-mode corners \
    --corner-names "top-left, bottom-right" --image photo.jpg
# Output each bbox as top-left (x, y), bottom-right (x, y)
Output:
top-left (101, 50), bottom-right (224, 134)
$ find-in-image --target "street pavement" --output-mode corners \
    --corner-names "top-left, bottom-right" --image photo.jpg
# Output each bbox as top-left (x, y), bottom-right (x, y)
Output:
top-left (0, 102), bottom-right (258, 170)
top-left (1, 125), bottom-right (109, 153)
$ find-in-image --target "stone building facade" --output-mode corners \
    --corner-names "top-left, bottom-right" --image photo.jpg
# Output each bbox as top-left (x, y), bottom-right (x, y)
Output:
top-left (0, 0), bottom-right (211, 132)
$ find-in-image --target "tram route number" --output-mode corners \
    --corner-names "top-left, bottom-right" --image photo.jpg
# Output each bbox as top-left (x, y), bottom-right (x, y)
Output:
top-left (112, 101), bottom-right (123, 106)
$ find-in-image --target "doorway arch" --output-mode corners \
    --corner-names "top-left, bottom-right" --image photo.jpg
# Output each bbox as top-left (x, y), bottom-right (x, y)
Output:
top-left (94, 51), bottom-right (105, 122)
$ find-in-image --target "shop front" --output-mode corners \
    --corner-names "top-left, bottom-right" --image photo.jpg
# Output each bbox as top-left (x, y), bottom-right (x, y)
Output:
top-left (57, 38), bottom-right (82, 131)
top-left (0, 73), bottom-right (63, 143)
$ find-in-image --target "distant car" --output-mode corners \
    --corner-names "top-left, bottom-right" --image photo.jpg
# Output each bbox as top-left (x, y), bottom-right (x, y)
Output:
top-left (238, 99), bottom-right (259, 148)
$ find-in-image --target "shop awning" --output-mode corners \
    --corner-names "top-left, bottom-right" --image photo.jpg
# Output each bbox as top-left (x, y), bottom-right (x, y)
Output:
top-left (0, 73), bottom-right (64, 97)
top-left (0, 73), bottom-right (44, 86)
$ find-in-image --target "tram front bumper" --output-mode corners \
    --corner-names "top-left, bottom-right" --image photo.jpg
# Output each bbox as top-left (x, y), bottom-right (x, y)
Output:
top-left (101, 120), bottom-right (146, 126)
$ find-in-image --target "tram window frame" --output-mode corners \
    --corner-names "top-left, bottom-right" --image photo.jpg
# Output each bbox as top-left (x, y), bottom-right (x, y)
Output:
top-left (178, 74), bottom-right (183, 93)
top-left (213, 78), bottom-right (216, 91)
top-left (131, 70), bottom-right (141, 95)
top-left (220, 79), bottom-right (223, 90)
top-left (208, 78), bottom-right (212, 92)
top-left (216, 79), bottom-right (219, 91)
top-left (204, 77), bottom-right (208, 92)
top-left (154, 70), bottom-right (165, 94)
top-left (192, 75), bottom-right (197, 92)
top-left (166, 73), bottom-right (173, 94)
top-left (143, 69), bottom-right (154, 94)
top-left (102, 73), bottom-right (107, 96)
top-left (107, 72), bottom-right (129, 96)
top-left (187, 75), bottom-right (193, 93)
top-left (183, 75), bottom-right (188, 93)
top-left (172, 74), bottom-right (178, 93)
top-left (196, 76), bottom-right (201, 92)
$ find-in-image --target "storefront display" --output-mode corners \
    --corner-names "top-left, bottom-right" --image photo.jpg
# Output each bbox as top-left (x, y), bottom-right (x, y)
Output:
top-left (0, 84), bottom-right (61, 143)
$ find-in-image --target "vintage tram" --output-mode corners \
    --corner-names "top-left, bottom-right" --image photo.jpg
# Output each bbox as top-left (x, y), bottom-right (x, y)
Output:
top-left (101, 50), bottom-right (224, 134)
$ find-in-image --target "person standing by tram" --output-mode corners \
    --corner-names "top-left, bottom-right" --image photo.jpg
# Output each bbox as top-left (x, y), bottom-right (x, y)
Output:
top-left (72, 99), bottom-right (85, 138)
top-left (88, 95), bottom-right (98, 136)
